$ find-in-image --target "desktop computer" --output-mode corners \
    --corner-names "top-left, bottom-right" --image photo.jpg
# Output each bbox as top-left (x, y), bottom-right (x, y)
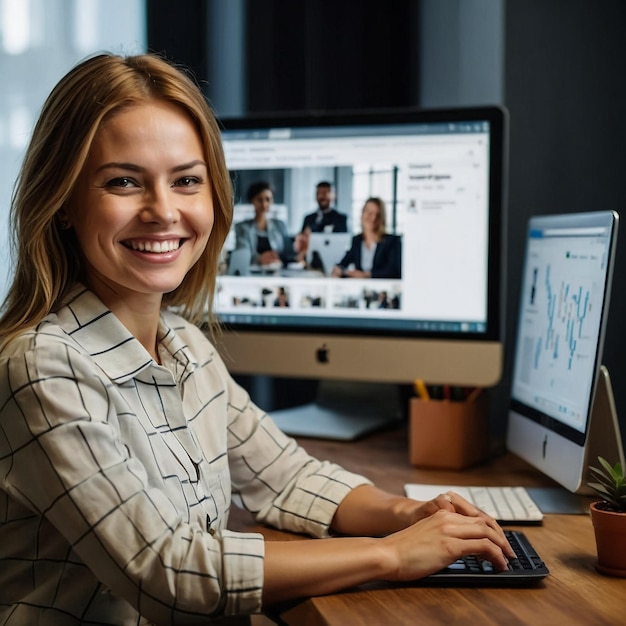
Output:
top-left (214, 106), bottom-right (508, 439)
top-left (506, 210), bottom-right (625, 512)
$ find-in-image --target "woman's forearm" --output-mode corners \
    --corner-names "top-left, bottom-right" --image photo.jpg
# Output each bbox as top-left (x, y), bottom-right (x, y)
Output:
top-left (330, 484), bottom-right (422, 536)
top-left (262, 485), bottom-right (425, 604)
top-left (263, 536), bottom-right (393, 605)
top-left (261, 485), bottom-right (411, 605)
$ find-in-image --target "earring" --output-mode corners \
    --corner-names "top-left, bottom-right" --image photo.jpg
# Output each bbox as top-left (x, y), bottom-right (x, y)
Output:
top-left (57, 215), bottom-right (71, 230)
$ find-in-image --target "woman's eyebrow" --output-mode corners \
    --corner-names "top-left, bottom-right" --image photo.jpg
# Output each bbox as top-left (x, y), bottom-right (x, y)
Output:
top-left (171, 159), bottom-right (207, 173)
top-left (95, 159), bottom-right (207, 174)
top-left (95, 162), bottom-right (143, 173)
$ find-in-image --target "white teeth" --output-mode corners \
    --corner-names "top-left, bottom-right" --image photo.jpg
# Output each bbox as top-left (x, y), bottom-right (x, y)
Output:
top-left (127, 240), bottom-right (180, 253)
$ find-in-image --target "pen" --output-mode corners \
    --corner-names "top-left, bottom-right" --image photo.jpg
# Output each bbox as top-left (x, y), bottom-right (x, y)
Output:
top-left (465, 387), bottom-right (483, 403)
top-left (414, 379), bottom-right (430, 401)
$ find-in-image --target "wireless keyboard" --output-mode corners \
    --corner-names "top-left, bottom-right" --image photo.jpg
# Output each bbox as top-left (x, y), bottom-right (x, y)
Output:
top-left (419, 530), bottom-right (549, 585)
top-left (404, 484), bottom-right (544, 523)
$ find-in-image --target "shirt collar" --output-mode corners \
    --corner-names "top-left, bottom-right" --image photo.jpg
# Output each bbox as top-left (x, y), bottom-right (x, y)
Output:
top-left (53, 285), bottom-right (196, 384)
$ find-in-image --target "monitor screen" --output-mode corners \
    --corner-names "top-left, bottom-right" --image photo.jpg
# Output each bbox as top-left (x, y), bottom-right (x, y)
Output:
top-left (213, 107), bottom-right (507, 438)
top-left (507, 211), bottom-right (622, 494)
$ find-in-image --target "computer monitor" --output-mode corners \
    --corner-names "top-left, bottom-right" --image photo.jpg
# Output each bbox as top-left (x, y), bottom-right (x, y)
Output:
top-left (214, 106), bottom-right (507, 439)
top-left (506, 211), bottom-right (625, 508)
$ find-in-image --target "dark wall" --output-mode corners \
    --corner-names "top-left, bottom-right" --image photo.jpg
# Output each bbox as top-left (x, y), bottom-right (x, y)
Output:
top-left (503, 0), bottom-right (626, 442)
top-left (146, 0), bottom-right (208, 83)
top-left (148, 0), bottom-right (420, 113)
top-left (245, 0), bottom-right (419, 112)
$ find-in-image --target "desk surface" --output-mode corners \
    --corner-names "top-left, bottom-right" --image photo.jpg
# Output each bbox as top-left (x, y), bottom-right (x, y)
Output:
top-left (230, 426), bottom-right (624, 626)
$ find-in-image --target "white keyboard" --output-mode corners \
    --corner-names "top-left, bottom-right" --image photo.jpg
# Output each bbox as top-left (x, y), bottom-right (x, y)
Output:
top-left (404, 484), bottom-right (544, 523)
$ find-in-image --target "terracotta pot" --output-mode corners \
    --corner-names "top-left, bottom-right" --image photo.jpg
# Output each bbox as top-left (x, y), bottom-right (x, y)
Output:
top-left (590, 501), bottom-right (626, 577)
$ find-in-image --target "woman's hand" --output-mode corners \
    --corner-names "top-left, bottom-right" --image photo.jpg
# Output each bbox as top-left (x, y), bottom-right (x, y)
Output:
top-left (400, 490), bottom-right (511, 549)
top-left (331, 485), bottom-right (514, 577)
top-left (380, 506), bottom-right (516, 581)
top-left (413, 490), bottom-right (497, 525)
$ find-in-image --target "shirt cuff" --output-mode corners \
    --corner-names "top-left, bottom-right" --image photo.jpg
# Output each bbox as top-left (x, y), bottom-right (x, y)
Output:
top-left (220, 530), bottom-right (265, 615)
top-left (278, 464), bottom-right (373, 539)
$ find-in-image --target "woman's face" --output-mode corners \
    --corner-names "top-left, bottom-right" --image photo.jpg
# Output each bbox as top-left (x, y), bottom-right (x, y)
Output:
top-left (68, 100), bottom-right (214, 310)
top-left (252, 188), bottom-right (273, 216)
top-left (361, 201), bottom-right (381, 231)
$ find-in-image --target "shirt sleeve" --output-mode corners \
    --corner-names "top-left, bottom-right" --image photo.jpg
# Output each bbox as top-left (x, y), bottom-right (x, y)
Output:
top-left (217, 356), bottom-right (373, 537)
top-left (0, 335), bottom-right (265, 621)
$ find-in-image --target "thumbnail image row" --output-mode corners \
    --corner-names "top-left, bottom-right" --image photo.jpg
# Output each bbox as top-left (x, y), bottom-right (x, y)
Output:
top-left (217, 281), bottom-right (402, 311)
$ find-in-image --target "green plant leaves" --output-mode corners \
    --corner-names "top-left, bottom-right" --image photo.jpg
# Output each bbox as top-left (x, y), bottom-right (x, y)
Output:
top-left (588, 456), bottom-right (626, 512)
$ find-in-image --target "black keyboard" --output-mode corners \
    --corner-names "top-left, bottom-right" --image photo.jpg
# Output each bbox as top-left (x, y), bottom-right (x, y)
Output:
top-left (419, 530), bottom-right (549, 586)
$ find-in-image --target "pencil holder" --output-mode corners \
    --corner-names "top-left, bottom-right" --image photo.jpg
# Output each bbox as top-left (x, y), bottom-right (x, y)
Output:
top-left (409, 392), bottom-right (489, 469)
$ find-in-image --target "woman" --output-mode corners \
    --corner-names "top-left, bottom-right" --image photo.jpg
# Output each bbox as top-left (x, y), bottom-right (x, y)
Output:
top-left (0, 53), bottom-right (513, 624)
top-left (233, 181), bottom-right (292, 268)
top-left (332, 197), bottom-right (402, 279)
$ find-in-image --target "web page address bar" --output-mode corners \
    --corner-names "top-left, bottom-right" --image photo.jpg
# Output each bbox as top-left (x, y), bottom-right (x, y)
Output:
top-left (543, 227), bottom-right (607, 236)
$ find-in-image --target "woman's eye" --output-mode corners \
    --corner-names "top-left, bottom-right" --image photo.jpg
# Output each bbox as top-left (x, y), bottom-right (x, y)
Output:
top-left (175, 176), bottom-right (199, 188)
top-left (106, 177), bottom-right (136, 188)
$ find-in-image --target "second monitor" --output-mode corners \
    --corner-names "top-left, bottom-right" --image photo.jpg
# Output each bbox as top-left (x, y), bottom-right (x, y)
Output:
top-left (507, 210), bottom-right (624, 509)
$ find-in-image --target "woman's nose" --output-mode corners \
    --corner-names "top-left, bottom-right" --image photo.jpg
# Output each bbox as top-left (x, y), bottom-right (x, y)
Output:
top-left (140, 185), bottom-right (179, 224)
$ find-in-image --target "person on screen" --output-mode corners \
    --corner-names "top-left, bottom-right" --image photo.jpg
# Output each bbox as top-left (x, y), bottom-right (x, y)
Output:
top-left (294, 181), bottom-right (348, 260)
top-left (331, 197), bottom-right (402, 279)
top-left (301, 181), bottom-right (348, 233)
top-left (273, 286), bottom-right (290, 307)
top-left (233, 181), bottom-right (292, 268)
top-left (0, 52), bottom-right (514, 625)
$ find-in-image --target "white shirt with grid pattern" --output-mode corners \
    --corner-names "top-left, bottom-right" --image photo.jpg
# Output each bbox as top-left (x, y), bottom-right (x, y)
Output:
top-left (0, 286), bottom-right (370, 625)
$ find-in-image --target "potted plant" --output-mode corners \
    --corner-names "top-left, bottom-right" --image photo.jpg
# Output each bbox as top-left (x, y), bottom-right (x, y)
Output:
top-left (588, 456), bottom-right (626, 576)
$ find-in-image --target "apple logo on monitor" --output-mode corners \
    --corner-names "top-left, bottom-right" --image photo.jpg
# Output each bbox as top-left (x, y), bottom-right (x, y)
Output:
top-left (316, 344), bottom-right (329, 364)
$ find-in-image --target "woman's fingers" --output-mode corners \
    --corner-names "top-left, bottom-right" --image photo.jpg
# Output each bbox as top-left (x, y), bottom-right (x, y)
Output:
top-left (383, 508), bottom-right (515, 581)
top-left (443, 491), bottom-right (515, 557)
top-left (411, 491), bottom-right (515, 562)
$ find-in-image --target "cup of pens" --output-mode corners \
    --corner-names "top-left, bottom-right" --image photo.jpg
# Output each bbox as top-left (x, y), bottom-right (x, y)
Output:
top-left (409, 382), bottom-right (490, 470)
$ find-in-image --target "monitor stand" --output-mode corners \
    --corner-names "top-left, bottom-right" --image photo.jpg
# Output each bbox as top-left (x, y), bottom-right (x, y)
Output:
top-left (527, 365), bottom-right (625, 514)
top-left (269, 379), bottom-right (405, 440)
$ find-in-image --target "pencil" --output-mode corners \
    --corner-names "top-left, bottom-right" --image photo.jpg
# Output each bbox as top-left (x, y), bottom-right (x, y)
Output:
top-left (414, 379), bottom-right (430, 401)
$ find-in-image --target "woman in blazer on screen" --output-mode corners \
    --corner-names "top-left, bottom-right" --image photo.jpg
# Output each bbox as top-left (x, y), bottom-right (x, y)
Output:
top-left (332, 197), bottom-right (402, 279)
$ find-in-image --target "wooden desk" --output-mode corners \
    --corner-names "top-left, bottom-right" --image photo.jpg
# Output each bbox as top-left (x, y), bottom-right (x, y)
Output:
top-left (230, 427), bottom-right (625, 626)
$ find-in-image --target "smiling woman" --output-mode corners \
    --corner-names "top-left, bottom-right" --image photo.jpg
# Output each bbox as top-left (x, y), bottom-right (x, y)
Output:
top-left (0, 53), bottom-right (514, 625)
top-left (64, 100), bottom-right (215, 358)
top-left (1, 54), bottom-right (232, 347)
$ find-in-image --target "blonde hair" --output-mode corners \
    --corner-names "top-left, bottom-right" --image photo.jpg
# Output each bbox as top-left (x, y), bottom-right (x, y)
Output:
top-left (0, 53), bottom-right (233, 346)
top-left (363, 197), bottom-right (387, 238)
